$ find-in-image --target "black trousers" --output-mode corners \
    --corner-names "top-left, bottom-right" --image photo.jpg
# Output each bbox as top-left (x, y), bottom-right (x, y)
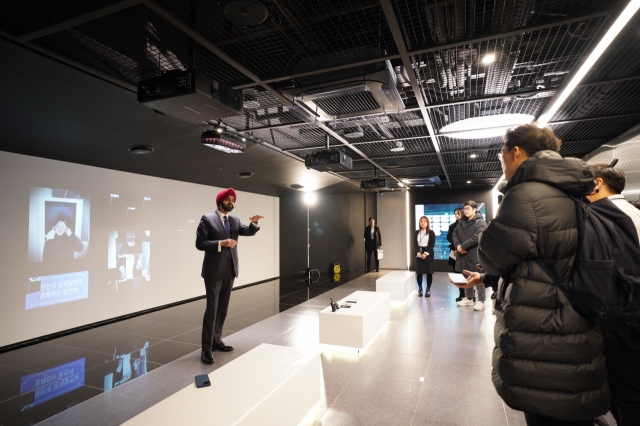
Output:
top-left (524, 413), bottom-right (594, 426)
top-left (201, 263), bottom-right (235, 351)
top-left (601, 315), bottom-right (640, 425)
top-left (365, 248), bottom-right (379, 271)
top-left (416, 274), bottom-right (432, 292)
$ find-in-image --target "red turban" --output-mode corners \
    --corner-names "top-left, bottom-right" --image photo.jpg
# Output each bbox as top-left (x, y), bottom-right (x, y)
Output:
top-left (216, 188), bottom-right (236, 206)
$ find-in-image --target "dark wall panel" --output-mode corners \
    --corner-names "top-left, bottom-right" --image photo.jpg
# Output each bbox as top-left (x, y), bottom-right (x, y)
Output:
top-left (280, 193), bottom-right (365, 276)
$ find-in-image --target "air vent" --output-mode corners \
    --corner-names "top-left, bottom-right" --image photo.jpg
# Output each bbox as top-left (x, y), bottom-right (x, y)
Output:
top-left (312, 91), bottom-right (380, 116)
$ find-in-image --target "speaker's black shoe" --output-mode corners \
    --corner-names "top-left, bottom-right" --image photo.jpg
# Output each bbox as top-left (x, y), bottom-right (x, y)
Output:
top-left (425, 291), bottom-right (431, 297)
top-left (212, 342), bottom-right (234, 352)
top-left (418, 291), bottom-right (423, 297)
top-left (375, 269), bottom-right (379, 272)
top-left (201, 350), bottom-right (214, 365)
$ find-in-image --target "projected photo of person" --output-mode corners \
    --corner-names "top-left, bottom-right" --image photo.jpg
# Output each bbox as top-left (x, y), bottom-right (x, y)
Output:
top-left (28, 187), bottom-right (90, 263)
top-left (107, 229), bottom-right (151, 290)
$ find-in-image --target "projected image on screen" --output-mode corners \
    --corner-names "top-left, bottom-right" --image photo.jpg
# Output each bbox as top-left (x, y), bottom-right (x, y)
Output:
top-left (107, 230), bottom-right (151, 290)
top-left (28, 187), bottom-right (90, 262)
top-left (414, 203), bottom-right (486, 260)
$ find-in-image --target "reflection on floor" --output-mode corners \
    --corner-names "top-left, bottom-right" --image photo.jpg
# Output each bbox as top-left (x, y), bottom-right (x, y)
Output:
top-left (0, 273), bottom-right (359, 426)
top-left (0, 272), bottom-right (616, 426)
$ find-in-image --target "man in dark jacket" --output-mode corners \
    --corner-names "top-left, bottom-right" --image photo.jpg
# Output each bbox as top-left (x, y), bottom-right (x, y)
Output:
top-left (478, 124), bottom-right (609, 424)
top-left (364, 217), bottom-right (382, 272)
top-left (447, 208), bottom-right (465, 302)
top-left (453, 201), bottom-right (486, 310)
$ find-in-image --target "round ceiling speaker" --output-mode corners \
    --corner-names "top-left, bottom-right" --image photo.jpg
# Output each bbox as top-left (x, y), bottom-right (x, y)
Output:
top-left (224, 0), bottom-right (269, 26)
top-left (237, 172), bottom-right (254, 178)
top-left (128, 145), bottom-right (154, 154)
top-left (344, 131), bottom-right (364, 138)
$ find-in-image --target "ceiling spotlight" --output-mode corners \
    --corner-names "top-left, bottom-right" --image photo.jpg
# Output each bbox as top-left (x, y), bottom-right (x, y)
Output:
top-left (469, 154), bottom-right (478, 158)
top-left (390, 141), bottom-right (405, 152)
top-left (201, 130), bottom-right (246, 153)
top-left (482, 53), bottom-right (496, 64)
top-left (467, 180), bottom-right (472, 184)
top-left (128, 145), bottom-right (154, 154)
top-left (303, 192), bottom-right (317, 205)
top-left (215, 127), bottom-right (224, 134)
top-left (242, 137), bottom-right (246, 142)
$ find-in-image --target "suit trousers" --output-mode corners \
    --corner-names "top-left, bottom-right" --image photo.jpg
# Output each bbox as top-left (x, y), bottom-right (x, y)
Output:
top-left (365, 248), bottom-right (378, 271)
top-left (202, 261), bottom-right (235, 351)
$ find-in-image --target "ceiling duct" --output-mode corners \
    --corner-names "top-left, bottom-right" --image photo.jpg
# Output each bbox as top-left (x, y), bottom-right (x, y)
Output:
top-left (282, 61), bottom-right (405, 121)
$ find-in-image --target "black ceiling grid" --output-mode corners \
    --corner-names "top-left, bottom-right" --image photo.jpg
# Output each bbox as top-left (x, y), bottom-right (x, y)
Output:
top-left (352, 137), bottom-right (435, 157)
top-left (221, 86), bottom-right (306, 131)
top-left (29, 3), bottom-right (248, 88)
top-left (437, 135), bottom-right (504, 152)
top-left (353, 153), bottom-right (441, 169)
top-left (153, 0), bottom-right (398, 80)
top-left (441, 148), bottom-right (502, 164)
top-left (446, 161), bottom-right (503, 174)
top-left (559, 139), bottom-right (610, 157)
top-left (325, 110), bottom-right (431, 144)
top-left (251, 124), bottom-right (344, 151)
top-left (410, 16), bottom-right (608, 106)
top-left (393, 0), bottom-right (606, 52)
top-left (549, 79), bottom-right (640, 122)
top-left (0, 0), bottom-right (123, 37)
top-left (549, 114), bottom-right (640, 141)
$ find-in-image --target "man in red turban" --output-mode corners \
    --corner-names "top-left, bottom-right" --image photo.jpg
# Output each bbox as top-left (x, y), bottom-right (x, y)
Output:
top-left (195, 188), bottom-right (264, 364)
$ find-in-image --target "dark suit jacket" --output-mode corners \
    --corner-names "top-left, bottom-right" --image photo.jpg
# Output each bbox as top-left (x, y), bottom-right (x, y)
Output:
top-left (195, 212), bottom-right (259, 280)
top-left (364, 226), bottom-right (382, 250)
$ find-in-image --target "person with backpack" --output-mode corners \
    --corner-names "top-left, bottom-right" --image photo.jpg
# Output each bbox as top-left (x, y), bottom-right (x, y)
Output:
top-left (477, 124), bottom-right (609, 425)
top-left (586, 162), bottom-right (640, 425)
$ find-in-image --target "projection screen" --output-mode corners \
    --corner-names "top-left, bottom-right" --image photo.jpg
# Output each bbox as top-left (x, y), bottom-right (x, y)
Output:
top-left (0, 151), bottom-right (279, 347)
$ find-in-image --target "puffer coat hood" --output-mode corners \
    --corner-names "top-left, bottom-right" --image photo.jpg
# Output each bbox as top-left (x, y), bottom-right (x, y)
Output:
top-left (479, 151), bottom-right (609, 421)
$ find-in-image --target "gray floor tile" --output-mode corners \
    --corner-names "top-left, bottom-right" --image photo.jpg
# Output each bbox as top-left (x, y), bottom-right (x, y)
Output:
top-left (220, 316), bottom-right (258, 332)
top-left (320, 395), bottom-right (414, 426)
top-left (167, 327), bottom-right (202, 345)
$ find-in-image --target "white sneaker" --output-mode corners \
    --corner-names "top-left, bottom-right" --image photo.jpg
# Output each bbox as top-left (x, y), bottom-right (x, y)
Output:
top-left (473, 301), bottom-right (486, 311)
top-left (456, 297), bottom-right (474, 307)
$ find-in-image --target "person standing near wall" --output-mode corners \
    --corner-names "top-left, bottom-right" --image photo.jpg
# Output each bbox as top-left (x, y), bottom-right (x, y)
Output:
top-left (413, 216), bottom-right (436, 297)
top-left (447, 208), bottom-right (464, 302)
top-left (195, 188), bottom-right (263, 365)
top-left (453, 201), bottom-right (486, 311)
top-left (364, 217), bottom-right (382, 272)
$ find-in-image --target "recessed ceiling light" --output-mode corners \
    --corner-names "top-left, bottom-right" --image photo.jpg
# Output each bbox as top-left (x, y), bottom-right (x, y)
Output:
top-left (128, 145), bottom-right (154, 154)
top-left (467, 180), bottom-right (472, 184)
top-left (290, 184), bottom-right (304, 190)
top-left (469, 154), bottom-right (478, 158)
top-left (439, 114), bottom-right (534, 139)
top-left (390, 141), bottom-right (405, 152)
top-left (482, 53), bottom-right (495, 64)
top-left (237, 172), bottom-right (253, 178)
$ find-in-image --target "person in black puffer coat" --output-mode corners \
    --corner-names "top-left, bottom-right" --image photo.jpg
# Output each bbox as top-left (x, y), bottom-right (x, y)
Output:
top-left (478, 124), bottom-right (609, 424)
top-left (453, 201), bottom-right (487, 310)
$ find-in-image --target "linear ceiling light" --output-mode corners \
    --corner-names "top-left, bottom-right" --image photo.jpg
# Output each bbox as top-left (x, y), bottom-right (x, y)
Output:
top-left (439, 114), bottom-right (534, 139)
top-left (538, 0), bottom-right (640, 125)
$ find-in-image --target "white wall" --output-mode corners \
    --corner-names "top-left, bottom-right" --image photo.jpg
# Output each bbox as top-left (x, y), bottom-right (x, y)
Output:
top-left (0, 151), bottom-right (279, 347)
top-left (376, 191), bottom-right (410, 270)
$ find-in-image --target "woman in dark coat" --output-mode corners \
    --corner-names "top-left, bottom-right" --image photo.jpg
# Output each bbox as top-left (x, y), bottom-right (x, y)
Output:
top-left (453, 201), bottom-right (486, 310)
top-left (413, 215), bottom-right (436, 297)
top-left (447, 208), bottom-right (464, 301)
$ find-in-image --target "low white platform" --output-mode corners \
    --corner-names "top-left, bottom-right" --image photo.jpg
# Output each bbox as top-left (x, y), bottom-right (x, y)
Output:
top-left (122, 344), bottom-right (322, 426)
top-left (319, 290), bottom-right (390, 351)
top-left (376, 270), bottom-right (416, 302)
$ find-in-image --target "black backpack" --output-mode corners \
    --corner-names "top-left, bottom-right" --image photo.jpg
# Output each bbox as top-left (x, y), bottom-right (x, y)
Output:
top-left (530, 196), bottom-right (640, 321)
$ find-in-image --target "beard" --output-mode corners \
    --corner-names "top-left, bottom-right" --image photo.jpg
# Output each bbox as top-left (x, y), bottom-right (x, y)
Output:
top-left (222, 202), bottom-right (234, 212)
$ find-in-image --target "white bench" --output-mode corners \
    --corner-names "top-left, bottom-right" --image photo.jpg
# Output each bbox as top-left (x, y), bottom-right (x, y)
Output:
top-left (122, 344), bottom-right (321, 426)
top-left (319, 290), bottom-right (390, 352)
top-left (376, 270), bottom-right (416, 302)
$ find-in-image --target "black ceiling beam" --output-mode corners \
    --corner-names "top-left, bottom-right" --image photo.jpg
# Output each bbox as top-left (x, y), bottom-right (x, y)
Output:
top-left (380, 0), bottom-right (451, 188)
top-left (17, 0), bottom-right (142, 42)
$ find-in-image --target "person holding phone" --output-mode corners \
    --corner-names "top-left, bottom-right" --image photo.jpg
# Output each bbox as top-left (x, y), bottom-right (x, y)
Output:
top-left (453, 201), bottom-right (486, 310)
top-left (413, 216), bottom-right (435, 297)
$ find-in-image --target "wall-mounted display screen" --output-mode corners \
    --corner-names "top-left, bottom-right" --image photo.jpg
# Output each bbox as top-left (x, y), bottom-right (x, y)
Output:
top-left (414, 203), bottom-right (487, 260)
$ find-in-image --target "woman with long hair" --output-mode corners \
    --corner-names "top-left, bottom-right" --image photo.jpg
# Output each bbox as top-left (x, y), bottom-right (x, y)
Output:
top-left (413, 216), bottom-right (436, 297)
